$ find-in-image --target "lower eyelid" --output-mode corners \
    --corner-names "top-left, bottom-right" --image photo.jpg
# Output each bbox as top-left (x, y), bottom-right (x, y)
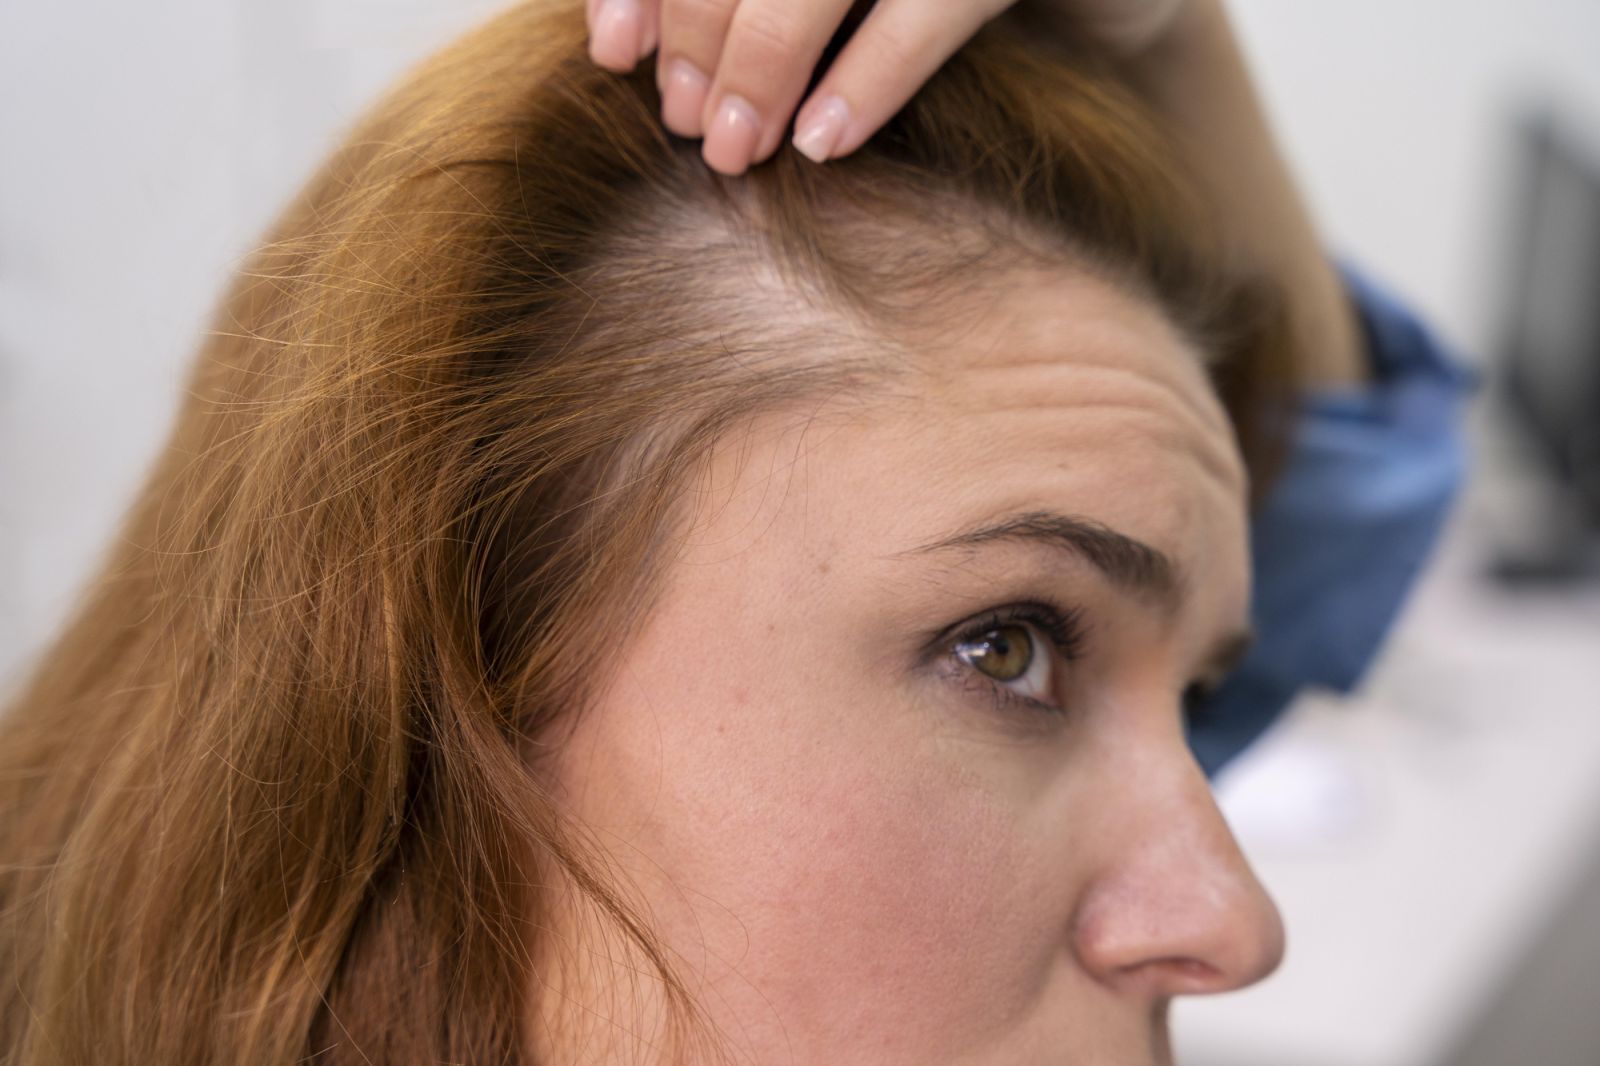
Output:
top-left (939, 644), bottom-right (1067, 719)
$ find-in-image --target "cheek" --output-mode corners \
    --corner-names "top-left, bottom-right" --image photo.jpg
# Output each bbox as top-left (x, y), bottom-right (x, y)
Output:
top-left (563, 664), bottom-right (1063, 1050)
top-left (738, 763), bottom-right (1052, 1039)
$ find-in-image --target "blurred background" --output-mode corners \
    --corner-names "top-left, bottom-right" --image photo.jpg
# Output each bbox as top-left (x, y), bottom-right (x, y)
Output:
top-left (2, 3), bottom-right (1597, 1063)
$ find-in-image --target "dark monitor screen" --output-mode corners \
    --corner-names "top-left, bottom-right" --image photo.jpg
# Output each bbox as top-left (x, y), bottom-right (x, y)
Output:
top-left (1501, 111), bottom-right (1600, 520)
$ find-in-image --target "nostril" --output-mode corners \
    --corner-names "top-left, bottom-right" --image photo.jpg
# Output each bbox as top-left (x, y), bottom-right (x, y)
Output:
top-left (1163, 957), bottom-right (1221, 983)
top-left (1125, 955), bottom-right (1245, 999)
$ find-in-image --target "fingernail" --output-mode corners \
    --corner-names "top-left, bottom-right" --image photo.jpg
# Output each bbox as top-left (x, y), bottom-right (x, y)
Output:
top-left (792, 95), bottom-right (850, 164)
top-left (588, 0), bottom-right (641, 71)
top-left (702, 94), bottom-right (761, 176)
top-left (660, 58), bottom-right (709, 137)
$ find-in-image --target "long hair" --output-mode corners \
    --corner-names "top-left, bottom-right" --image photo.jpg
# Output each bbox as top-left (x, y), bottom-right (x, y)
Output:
top-left (0, 1), bottom-right (1294, 1062)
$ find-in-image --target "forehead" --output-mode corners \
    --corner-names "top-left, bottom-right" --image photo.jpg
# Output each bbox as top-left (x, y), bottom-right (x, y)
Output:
top-left (902, 267), bottom-right (1244, 542)
top-left (680, 267), bottom-right (1248, 589)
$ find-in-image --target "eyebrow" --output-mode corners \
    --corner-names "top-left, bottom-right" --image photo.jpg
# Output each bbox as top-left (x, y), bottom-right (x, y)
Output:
top-left (896, 508), bottom-right (1255, 677)
top-left (897, 509), bottom-right (1184, 608)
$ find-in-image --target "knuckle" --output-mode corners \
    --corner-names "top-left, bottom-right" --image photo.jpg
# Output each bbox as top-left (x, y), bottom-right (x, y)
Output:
top-left (714, 6), bottom-right (821, 112)
top-left (864, 21), bottom-right (921, 70)
top-left (731, 8), bottom-right (806, 62)
top-left (659, 0), bottom-right (735, 48)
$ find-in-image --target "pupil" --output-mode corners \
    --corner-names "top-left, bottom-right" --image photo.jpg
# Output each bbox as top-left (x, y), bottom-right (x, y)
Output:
top-left (969, 625), bottom-right (1030, 681)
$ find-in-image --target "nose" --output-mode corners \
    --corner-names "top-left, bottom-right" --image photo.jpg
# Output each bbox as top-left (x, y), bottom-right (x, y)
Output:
top-left (1069, 750), bottom-right (1286, 999)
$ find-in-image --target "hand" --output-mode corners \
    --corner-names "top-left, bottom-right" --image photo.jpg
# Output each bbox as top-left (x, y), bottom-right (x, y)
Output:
top-left (584, 0), bottom-right (1191, 177)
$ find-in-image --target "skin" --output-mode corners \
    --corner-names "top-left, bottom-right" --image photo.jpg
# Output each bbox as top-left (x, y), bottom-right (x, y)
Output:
top-left (532, 266), bottom-right (1285, 1065)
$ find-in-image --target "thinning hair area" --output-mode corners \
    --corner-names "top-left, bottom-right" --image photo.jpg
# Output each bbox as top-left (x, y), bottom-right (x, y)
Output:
top-left (0, 1), bottom-right (1294, 1063)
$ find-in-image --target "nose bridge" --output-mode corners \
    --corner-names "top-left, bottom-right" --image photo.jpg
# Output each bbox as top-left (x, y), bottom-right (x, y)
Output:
top-left (1070, 745), bottom-right (1286, 997)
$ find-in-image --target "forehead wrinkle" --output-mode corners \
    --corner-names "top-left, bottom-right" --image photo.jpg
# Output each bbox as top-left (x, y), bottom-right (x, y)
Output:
top-left (919, 268), bottom-right (1244, 476)
top-left (959, 376), bottom-right (1225, 457)
top-left (944, 396), bottom-right (1246, 506)
top-left (943, 334), bottom-right (1231, 423)
top-left (919, 354), bottom-right (1245, 505)
top-left (958, 350), bottom-right (1234, 441)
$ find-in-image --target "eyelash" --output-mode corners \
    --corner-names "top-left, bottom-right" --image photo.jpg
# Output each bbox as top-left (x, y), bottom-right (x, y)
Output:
top-left (943, 601), bottom-right (1087, 718)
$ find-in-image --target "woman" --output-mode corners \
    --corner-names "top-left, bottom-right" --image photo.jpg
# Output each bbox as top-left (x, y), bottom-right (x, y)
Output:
top-left (0, 0), bottom-right (1468, 1062)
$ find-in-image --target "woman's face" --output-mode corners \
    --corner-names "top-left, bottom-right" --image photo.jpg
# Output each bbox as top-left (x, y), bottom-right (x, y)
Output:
top-left (537, 267), bottom-right (1284, 1064)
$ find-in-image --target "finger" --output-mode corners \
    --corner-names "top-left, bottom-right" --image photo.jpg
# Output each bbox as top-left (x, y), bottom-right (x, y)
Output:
top-left (587, 0), bottom-right (659, 72)
top-left (696, 0), bottom-right (857, 176)
top-left (656, 0), bottom-right (740, 138)
top-left (790, 0), bottom-right (1009, 165)
top-left (640, 0), bottom-right (661, 57)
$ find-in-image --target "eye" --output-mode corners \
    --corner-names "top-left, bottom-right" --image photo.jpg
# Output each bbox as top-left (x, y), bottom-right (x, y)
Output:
top-left (955, 621), bottom-right (1046, 688)
top-left (946, 603), bottom-right (1085, 716)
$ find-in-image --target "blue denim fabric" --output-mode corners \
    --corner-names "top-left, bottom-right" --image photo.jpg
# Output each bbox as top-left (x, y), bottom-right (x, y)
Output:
top-left (1187, 263), bottom-right (1478, 777)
